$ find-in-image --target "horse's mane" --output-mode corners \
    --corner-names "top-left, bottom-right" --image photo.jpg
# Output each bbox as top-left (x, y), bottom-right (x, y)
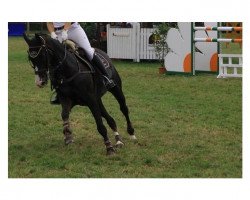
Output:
top-left (44, 36), bottom-right (81, 68)
top-left (36, 32), bottom-right (49, 37)
top-left (32, 33), bottom-right (63, 51)
top-left (40, 35), bottom-right (63, 50)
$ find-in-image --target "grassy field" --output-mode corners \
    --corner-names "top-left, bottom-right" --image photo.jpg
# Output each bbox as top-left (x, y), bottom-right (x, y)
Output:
top-left (8, 37), bottom-right (242, 178)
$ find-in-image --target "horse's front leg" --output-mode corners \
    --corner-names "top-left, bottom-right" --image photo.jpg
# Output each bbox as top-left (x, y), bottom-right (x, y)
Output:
top-left (61, 97), bottom-right (74, 145)
top-left (110, 86), bottom-right (136, 141)
top-left (87, 96), bottom-right (115, 155)
top-left (97, 98), bottom-right (124, 148)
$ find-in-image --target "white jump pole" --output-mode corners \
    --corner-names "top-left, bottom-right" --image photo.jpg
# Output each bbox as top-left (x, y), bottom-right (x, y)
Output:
top-left (194, 27), bottom-right (242, 31)
top-left (194, 38), bottom-right (242, 43)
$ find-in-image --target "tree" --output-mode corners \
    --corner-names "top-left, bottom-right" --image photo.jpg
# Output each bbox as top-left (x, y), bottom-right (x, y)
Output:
top-left (153, 23), bottom-right (171, 67)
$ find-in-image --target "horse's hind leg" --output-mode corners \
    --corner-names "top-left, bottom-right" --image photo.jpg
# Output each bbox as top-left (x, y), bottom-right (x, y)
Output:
top-left (60, 98), bottom-right (74, 145)
top-left (109, 86), bottom-right (136, 140)
top-left (97, 98), bottom-right (124, 148)
top-left (87, 96), bottom-right (115, 155)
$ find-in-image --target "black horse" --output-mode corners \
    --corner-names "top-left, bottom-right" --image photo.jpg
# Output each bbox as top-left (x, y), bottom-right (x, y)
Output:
top-left (23, 33), bottom-right (136, 155)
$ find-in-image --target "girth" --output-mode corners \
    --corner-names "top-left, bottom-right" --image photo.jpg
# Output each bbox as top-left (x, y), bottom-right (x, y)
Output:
top-left (57, 53), bottom-right (95, 86)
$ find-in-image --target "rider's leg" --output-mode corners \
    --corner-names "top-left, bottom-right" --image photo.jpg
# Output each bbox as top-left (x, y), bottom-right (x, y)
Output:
top-left (68, 24), bottom-right (116, 89)
top-left (68, 24), bottom-right (94, 60)
top-left (91, 52), bottom-right (116, 88)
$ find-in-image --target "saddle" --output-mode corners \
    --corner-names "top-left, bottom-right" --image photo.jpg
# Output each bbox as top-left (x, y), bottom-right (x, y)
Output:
top-left (64, 40), bottom-right (110, 72)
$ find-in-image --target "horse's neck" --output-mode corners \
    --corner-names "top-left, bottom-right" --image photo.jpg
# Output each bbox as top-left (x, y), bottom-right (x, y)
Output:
top-left (50, 40), bottom-right (78, 77)
top-left (50, 40), bottom-right (67, 62)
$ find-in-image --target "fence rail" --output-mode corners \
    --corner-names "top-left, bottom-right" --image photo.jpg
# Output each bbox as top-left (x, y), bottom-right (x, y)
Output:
top-left (217, 54), bottom-right (242, 78)
top-left (107, 24), bottom-right (157, 62)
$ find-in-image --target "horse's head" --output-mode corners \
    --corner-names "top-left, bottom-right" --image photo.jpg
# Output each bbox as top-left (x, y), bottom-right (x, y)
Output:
top-left (23, 33), bottom-right (50, 88)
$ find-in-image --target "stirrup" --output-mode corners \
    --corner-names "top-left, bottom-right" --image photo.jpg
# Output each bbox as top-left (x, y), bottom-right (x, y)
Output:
top-left (50, 92), bottom-right (60, 105)
top-left (102, 76), bottom-right (116, 89)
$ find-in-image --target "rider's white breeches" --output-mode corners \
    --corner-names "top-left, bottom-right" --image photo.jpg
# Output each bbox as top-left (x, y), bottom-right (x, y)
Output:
top-left (56, 24), bottom-right (95, 60)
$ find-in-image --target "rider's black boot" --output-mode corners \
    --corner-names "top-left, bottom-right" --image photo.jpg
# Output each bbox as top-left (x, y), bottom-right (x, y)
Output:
top-left (92, 53), bottom-right (116, 89)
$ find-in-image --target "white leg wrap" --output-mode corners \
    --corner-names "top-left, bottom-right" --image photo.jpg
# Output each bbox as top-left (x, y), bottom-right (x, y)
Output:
top-left (114, 131), bottom-right (119, 136)
top-left (115, 140), bottom-right (124, 148)
top-left (116, 141), bottom-right (124, 145)
top-left (130, 135), bottom-right (137, 140)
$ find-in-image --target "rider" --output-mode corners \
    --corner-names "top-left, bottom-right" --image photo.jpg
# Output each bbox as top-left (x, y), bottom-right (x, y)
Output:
top-left (47, 22), bottom-right (116, 104)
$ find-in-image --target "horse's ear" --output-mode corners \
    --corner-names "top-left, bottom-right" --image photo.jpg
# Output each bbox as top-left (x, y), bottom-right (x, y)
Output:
top-left (23, 32), bottom-right (31, 45)
top-left (35, 33), bottom-right (46, 45)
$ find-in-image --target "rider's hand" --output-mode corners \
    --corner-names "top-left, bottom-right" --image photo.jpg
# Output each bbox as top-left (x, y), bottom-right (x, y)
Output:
top-left (50, 31), bottom-right (58, 40)
top-left (61, 29), bottom-right (68, 41)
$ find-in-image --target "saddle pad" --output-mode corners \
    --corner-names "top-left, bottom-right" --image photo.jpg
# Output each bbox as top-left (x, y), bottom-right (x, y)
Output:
top-left (95, 51), bottom-right (110, 69)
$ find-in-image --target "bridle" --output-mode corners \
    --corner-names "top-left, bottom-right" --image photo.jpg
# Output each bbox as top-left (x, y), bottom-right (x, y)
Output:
top-left (27, 36), bottom-right (93, 89)
top-left (27, 41), bottom-right (68, 76)
top-left (27, 44), bottom-right (50, 75)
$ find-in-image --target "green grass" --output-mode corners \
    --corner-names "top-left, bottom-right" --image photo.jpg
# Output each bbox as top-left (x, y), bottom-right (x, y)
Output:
top-left (8, 37), bottom-right (242, 178)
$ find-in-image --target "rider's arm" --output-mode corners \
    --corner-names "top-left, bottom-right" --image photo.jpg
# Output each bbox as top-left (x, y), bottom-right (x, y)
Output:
top-left (63, 22), bottom-right (72, 31)
top-left (47, 22), bottom-right (55, 33)
top-left (47, 22), bottom-right (57, 39)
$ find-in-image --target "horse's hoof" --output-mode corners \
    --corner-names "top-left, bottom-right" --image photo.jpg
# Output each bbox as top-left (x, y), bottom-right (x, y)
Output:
top-left (106, 147), bottom-right (116, 156)
top-left (64, 139), bottom-right (74, 145)
top-left (115, 141), bottom-right (124, 148)
top-left (130, 135), bottom-right (137, 140)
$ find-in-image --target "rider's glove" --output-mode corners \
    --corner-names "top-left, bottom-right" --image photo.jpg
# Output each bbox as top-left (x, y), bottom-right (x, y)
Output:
top-left (50, 31), bottom-right (58, 40)
top-left (61, 29), bottom-right (68, 41)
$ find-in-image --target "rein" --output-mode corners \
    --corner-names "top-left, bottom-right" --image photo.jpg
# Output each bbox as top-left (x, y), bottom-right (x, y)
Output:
top-left (28, 38), bottom-right (95, 90)
top-left (52, 44), bottom-right (67, 71)
top-left (56, 53), bottom-right (95, 87)
top-left (49, 44), bottom-right (95, 87)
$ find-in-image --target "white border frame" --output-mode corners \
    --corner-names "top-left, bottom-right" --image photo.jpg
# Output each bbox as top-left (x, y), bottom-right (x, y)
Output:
top-left (1, 1), bottom-right (249, 200)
